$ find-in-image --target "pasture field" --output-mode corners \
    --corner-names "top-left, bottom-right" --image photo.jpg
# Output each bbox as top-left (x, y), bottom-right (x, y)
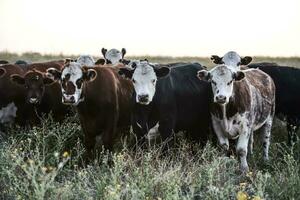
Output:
top-left (0, 52), bottom-right (300, 200)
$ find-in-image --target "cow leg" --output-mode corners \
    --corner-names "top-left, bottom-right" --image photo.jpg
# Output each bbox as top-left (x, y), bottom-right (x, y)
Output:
top-left (248, 131), bottom-right (254, 156)
top-left (236, 128), bottom-right (250, 172)
top-left (212, 119), bottom-right (229, 152)
top-left (260, 117), bottom-right (273, 161)
top-left (158, 117), bottom-right (175, 150)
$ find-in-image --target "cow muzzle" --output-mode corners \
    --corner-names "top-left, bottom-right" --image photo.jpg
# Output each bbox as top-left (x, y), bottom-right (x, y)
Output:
top-left (29, 97), bottom-right (39, 104)
top-left (62, 95), bottom-right (75, 105)
top-left (137, 94), bottom-right (150, 105)
top-left (215, 95), bottom-right (227, 104)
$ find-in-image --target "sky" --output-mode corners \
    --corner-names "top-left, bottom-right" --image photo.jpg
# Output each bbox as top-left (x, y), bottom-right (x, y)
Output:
top-left (0, 0), bottom-right (299, 57)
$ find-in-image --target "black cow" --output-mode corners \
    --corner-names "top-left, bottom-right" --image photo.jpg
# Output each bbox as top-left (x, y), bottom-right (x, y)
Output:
top-left (248, 63), bottom-right (300, 145)
top-left (119, 60), bottom-right (211, 146)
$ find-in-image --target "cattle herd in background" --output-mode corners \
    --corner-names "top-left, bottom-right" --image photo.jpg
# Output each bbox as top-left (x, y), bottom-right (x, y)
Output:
top-left (0, 49), bottom-right (299, 172)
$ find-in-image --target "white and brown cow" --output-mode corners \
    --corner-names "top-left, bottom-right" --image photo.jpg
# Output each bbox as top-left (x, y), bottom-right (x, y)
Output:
top-left (46, 60), bottom-right (133, 158)
top-left (197, 65), bottom-right (275, 172)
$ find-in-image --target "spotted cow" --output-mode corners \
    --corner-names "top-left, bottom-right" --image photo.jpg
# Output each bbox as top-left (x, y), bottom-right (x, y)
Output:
top-left (46, 60), bottom-right (133, 157)
top-left (119, 60), bottom-right (211, 147)
top-left (197, 65), bottom-right (275, 172)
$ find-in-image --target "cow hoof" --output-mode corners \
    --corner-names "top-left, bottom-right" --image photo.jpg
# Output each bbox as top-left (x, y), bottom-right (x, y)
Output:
top-left (239, 165), bottom-right (249, 174)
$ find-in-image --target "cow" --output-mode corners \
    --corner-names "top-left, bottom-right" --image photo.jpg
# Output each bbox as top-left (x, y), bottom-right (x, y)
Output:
top-left (95, 48), bottom-right (126, 65)
top-left (212, 52), bottom-right (299, 145)
top-left (10, 60), bottom-right (70, 123)
top-left (0, 60), bottom-right (9, 65)
top-left (15, 60), bottom-right (31, 66)
top-left (0, 64), bottom-right (34, 126)
top-left (46, 60), bottom-right (134, 157)
top-left (118, 60), bottom-right (211, 147)
top-left (248, 63), bottom-right (300, 145)
top-left (76, 55), bottom-right (95, 67)
top-left (197, 64), bottom-right (275, 172)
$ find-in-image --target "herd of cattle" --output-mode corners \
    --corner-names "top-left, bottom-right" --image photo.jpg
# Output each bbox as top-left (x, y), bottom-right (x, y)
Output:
top-left (0, 49), bottom-right (299, 172)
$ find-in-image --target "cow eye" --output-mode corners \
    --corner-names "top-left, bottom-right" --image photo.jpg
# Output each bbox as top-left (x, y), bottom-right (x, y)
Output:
top-left (152, 79), bottom-right (156, 84)
top-left (132, 79), bottom-right (136, 83)
top-left (76, 79), bottom-right (83, 88)
top-left (211, 80), bottom-right (217, 85)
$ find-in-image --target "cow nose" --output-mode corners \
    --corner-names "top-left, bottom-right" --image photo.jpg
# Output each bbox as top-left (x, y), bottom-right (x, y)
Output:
top-left (138, 94), bottom-right (149, 103)
top-left (63, 95), bottom-right (75, 104)
top-left (216, 95), bottom-right (227, 104)
top-left (29, 97), bottom-right (39, 104)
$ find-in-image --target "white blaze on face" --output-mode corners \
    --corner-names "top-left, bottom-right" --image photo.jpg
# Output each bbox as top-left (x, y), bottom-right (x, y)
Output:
top-left (61, 62), bottom-right (84, 105)
top-left (222, 51), bottom-right (241, 72)
top-left (77, 55), bottom-right (95, 67)
top-left (132, 62), bottom-right (157, 105)
top-left (210, 65), bottom-right (235, 104)
top-left (105, 49), bottom-right (122, 65)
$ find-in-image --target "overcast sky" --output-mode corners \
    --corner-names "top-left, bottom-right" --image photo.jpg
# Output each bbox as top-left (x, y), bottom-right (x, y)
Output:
top-left (0, 0), bottom-right (299, 57)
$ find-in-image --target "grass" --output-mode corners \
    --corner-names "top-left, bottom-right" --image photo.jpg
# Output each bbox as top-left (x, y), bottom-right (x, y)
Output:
top-left (0, 116), bottom-right (299, 200)
top-left (0, 52), bottom-right (300, 199)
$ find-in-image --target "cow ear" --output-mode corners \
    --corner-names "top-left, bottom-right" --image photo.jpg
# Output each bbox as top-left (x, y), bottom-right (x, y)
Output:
top-left (43, 76), bottom-right (55, 85)
top-left (154, 67), bottom-right (170, 78)
top-left (118, 67), bottom-right (134, 79)
top-left (233, 71), bottom-right (245, 81)
top-left (121, 48), bottom-right (126, 58)
top-left (211, 55), bottom-right (224, 64)
top-left (197, 70), bottom-right (211, 81)
top-left (10, 74), bottom-right (25, 85)
top-left (240, 56), bottom-right (252, 65)
top-left (95, 58), bottom-right (106, 65)
top-left (0, 68), bottom-right (6, 78)
top-left (84, 69), bottom-right (97, 82)
top-left (101, 48), bottom-right (107, 58)
top-left (120, 59), bottom-right (131, 65)
top-left (46, 68), bottom-right (61, 80)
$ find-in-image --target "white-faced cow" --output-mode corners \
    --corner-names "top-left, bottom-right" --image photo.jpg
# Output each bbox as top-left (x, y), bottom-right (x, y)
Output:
top-left (46, 60), bottom-right (133, 157)
top-left (95, 48), bottom-right (126, 65)
top-left (211, 51), bottom-right (252, 72)
top-left (119, 60), bottom-right (211, 147)
top-left (76, 55), bottom-right (95, 67)
top-left (197, 65), bottom-right (275, 172)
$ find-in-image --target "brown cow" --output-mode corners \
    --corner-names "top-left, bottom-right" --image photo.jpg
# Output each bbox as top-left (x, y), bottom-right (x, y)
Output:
top-left (46, 60), bottom-right (133, 157)
top-left (10, 60), bottom-right (71, 123)
top-left (0, 64), bottom-right (35, 126)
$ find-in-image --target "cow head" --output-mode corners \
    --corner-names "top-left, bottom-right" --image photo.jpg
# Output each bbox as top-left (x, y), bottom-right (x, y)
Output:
top-left (197, 65), bottom-right (245, 105)
top-left (76, 55), bottom-right (95, 67)
top-left (100, 48), bottom-right (126, 65)
top-left (10, 70), bottom-right (54, 104)
top-left (0, 68), bottom-right (6, 78)
top-left (119, 60), bottom-right (170, 105)
top-left (211, 51), bottom-right (252, 71)
top-left (46, 60), bottom-right (97, 106)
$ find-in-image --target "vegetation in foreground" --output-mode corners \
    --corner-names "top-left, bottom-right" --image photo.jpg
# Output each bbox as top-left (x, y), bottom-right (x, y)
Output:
top-left (0, 116), bottom-right (299, 200)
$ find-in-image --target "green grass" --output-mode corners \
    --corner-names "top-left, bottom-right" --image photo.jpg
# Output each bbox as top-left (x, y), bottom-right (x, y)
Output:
top-left (0, 52), bottom-right (300, 199)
